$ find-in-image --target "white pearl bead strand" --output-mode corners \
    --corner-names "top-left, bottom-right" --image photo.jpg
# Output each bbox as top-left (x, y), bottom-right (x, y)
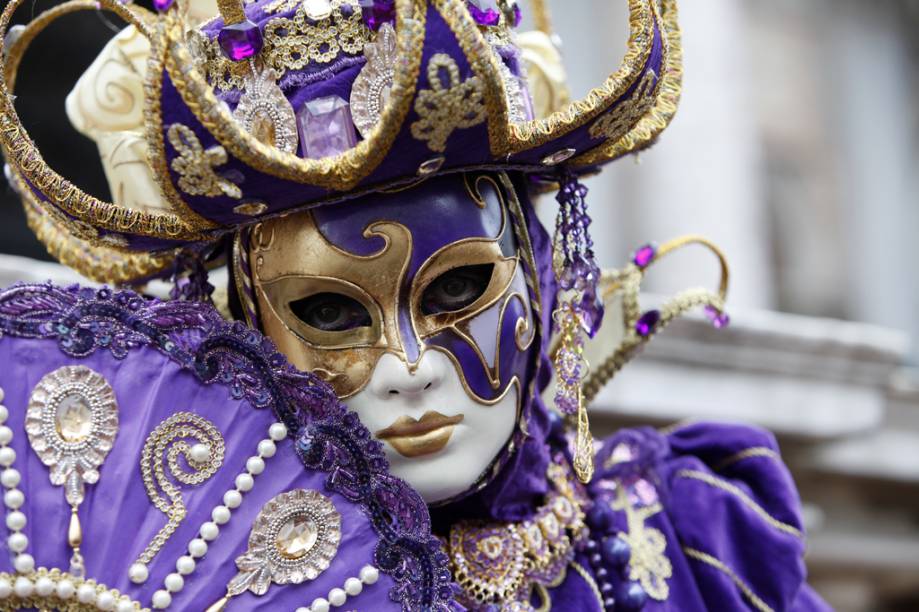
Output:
top-left (298, 564), bottom-right (380, 612)
top-left (150, 421), bottom-right (288, 609)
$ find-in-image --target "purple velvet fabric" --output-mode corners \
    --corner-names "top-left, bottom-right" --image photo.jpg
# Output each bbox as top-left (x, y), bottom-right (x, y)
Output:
top-left (528, 422), bottom-right (831, 611)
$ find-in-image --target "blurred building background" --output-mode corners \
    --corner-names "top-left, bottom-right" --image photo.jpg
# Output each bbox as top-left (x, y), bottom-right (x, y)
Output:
top-left (0, 1), bottom-right (917, 610)
top-left (540, 1), bottom-right (919, 611)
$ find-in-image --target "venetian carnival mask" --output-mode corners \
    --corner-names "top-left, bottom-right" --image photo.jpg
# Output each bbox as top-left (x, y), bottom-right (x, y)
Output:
top-left (246, 172), bottom-right (540, 502)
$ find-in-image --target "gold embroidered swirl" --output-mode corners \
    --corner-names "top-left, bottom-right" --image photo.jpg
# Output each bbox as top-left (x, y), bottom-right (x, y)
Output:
top-left (411, 53), bottom-right (486, 152)
top-left (167, 123), bottom-right (242, 199)
top-left (137, 412), bottom-right (225, 566)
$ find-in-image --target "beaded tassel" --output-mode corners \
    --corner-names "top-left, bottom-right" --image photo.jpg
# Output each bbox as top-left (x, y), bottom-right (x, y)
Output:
top-left (552, 170), bottom-right (603, 484)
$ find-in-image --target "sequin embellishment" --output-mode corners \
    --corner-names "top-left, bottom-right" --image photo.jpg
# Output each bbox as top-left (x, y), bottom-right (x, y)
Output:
top-left (233, 67), bottom-right (299, 154)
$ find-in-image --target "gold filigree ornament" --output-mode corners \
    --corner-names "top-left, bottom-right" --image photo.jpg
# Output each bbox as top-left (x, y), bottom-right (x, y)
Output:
top-left (166, 123), bottom-right (242, 199)
top-left (26, 366), bottom-right (119, 577)
top-left (612, 487), bottom-right (673, 601)
top-left (233, 66), bottom-right (299, 154)
top-left (131, 412), bottom-right (225, 581)
top-left (206, 489), bottom-right (342, 611)
top-left (410, 53), bottom-right (486, 152)
top-left (350, 22), bottom-right (397, 139)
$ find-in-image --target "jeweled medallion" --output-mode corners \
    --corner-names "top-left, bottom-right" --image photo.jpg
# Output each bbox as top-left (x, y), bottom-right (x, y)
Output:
top-left (217, 489), bottom-right (340, 605)
top-left (26, 365), bottom-right (119, 575)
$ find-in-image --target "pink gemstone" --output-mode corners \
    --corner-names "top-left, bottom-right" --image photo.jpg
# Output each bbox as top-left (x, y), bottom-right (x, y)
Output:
top-left (635, 309), bottom-right (660, 337)
top-left (632, 243), bottom-right (656, 268)
top-left (218, 20), bottom-right (263, 62)
top-left (297, 96), bottom-right (358, 159)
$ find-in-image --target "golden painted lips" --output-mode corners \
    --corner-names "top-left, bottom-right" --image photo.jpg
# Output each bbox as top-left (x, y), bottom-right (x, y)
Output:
top-left (375, 411), bottom-right (464, 457)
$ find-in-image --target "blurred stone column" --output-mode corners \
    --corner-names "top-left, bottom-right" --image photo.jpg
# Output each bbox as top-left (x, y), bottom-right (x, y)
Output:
top-left (543, 0), bottom-right (775, 309)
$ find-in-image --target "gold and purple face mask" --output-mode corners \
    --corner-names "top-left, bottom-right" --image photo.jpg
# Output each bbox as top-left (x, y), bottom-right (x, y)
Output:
top-left (244, 173), bottom-right (539, 406)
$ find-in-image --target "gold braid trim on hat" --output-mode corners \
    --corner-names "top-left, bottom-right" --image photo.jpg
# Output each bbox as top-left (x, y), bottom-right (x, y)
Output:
top-left (574, 0), bottom-right (683, 166)
top-left (0, 0), bottom-right (210, 241)
top-left (13, 170), bottom-right (176, 284)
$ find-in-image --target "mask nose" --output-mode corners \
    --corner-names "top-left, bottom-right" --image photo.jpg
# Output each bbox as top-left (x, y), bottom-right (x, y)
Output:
top-left (369, 352), bottom-right (443, 399)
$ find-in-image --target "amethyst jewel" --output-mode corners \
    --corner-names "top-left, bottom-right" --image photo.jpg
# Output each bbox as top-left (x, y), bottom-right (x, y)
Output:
top-left (635, 310), bottom-right (660, 337)
top-left (467, 0), bottom-right (501, 25)
top-left (218, 19), bottom-right (264, 63)
top-left (297, 95), bottom-right (358, 158)
top-left (358, 0), bottom-right (395, 30)
top-left (152, 0), bottom-right (175, 12)
top-left (631, 243), bottom-right (656, 268)
top-left (704, 304), bottom-right (730, 329)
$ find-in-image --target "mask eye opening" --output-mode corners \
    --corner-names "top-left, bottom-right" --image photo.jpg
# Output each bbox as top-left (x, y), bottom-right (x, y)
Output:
top-left (289, 291), bottom-right (374, 332)
top-left (421, 263), bottom-right (495, 316)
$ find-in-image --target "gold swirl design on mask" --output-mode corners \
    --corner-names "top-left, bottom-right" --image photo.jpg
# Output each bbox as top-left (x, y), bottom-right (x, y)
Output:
top-left (167, 123), bottom-right (242, 199)
top-left (410, 53), bottom-right (486, 152)
top-left (253, 211), bottom-right (412, 398)
top-left (136, 412), bottom-right (225, 567)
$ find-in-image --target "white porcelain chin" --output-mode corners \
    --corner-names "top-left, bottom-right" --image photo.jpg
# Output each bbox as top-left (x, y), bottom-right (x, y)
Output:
top-left (347, 351), bottom-right (518, 503)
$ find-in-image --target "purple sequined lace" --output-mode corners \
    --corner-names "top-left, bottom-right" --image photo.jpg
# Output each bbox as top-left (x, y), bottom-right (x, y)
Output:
top-left (0, 283), bottom-right (455, 611)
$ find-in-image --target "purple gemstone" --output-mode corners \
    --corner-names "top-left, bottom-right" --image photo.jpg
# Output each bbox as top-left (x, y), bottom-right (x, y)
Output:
top-left (635, 309), bottom-right (660, 337)
top-left (152, 0), bottom-right (174, 12)
top-left (632, 243), bottom-right (656, 268)
top-left (297, 96), bottom-right (358, 159)
top-left (467, 2), bottom-right (500, 26)
top-left (358, 0), bottom-right (396, 30)
top-left (217, 20), bottom-right (263, 62)
top-left (579, 290), bottom-right (604, 338)
top-left (511, 4), bottom-right (522, 26)
top-left (704, 305), bottom-right (730, 329)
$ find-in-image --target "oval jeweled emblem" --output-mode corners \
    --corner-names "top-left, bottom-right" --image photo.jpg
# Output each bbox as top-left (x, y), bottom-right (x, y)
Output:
top-left (26, 365), bottom-right (118, 505)
top-left (227, 489), bottom-right (341, 597)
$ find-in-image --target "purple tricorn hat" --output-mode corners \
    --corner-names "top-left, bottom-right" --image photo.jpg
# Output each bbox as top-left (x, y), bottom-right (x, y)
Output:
top-left (0, 0), bottom-right (680, 284)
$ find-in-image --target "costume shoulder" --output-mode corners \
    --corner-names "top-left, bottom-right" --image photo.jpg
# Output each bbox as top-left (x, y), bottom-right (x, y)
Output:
top-left (0, 283), bottom-right (453, 611)
top-left (587, 422), bottom-right (831, 612)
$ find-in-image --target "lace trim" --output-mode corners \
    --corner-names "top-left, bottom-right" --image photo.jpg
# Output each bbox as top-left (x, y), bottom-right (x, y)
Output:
top-left (0, 283), bottom-right (454, 611)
